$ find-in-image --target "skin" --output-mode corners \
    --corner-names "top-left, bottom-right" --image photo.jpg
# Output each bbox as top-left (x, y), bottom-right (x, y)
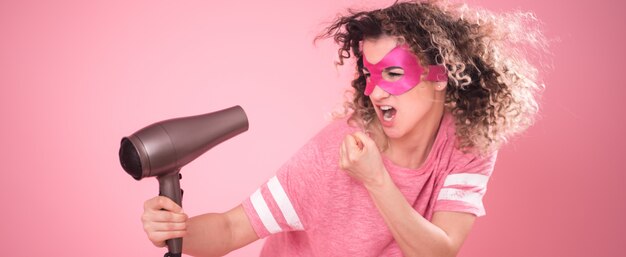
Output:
top-left (361, 36), bottom-right (447, 170)
top-left (141, 197), bottom-right (256, 257)
top-left (339, 35), bottom-right (476, 257)
top-left (141, 35), bottom-right (476, 257)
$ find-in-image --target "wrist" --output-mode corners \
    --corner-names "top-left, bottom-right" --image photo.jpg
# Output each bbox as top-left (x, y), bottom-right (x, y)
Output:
top-left (363, 168), bottom-right (391, 192)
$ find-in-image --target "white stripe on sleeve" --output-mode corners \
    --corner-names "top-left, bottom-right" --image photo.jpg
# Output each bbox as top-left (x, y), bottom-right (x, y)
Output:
top-left (250, 188), bottom-right (282, 234)
top-left (437, 188), bottom-right (485, 210)
top-left (267, 176), bottom-right (304, 230)
top-left (443, 173), bottom-right (489, 188)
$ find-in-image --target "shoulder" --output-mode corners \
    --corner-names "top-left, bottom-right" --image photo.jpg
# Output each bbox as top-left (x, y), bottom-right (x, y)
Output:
top-left (435, 112), bottom-right (498, 174)
top-left (279, 117), bottom-right (359, 171)
top-left (306, 117), bottom-right (361, 150)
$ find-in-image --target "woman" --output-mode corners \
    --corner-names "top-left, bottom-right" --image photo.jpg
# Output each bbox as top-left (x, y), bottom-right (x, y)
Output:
top-left (140, 1), bottom-right (545, 256)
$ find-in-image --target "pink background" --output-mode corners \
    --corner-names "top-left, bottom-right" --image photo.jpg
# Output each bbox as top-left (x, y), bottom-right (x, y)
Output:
top-left (1, 0), bottom-right (624, 256)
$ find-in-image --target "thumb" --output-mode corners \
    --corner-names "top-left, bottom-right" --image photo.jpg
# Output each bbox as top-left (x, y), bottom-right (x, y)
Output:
top-left (352, 131), bottom-right (374, 149)
top-left (348, 133), bottom-right (364, 151)
top-left (154, 196), bottom-right (183, 213)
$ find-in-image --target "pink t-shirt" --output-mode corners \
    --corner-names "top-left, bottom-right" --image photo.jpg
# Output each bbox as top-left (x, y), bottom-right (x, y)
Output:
top-left (242, 112), bottom-right (497, 256)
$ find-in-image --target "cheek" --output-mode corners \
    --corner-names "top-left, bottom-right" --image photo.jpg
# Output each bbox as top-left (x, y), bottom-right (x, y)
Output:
top-left (397, 91), bottom-right (437, 114)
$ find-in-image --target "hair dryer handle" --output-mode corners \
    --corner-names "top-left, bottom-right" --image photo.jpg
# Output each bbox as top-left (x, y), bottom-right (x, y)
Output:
top-left (158, 171), bottom-right (183, 257)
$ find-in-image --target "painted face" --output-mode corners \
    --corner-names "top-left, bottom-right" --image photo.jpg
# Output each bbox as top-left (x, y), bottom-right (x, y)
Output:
top-left (362, 44), bottom-right (448, 96)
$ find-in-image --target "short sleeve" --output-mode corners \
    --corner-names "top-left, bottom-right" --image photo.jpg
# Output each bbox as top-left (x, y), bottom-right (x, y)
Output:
top-left (434, 151), bottom-right (498, 217)
top-left (241, 120), bottom-right (348, 238)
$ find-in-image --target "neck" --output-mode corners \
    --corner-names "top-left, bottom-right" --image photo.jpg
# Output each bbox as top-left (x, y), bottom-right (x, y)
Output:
top-left (385, 105), bottom-right (444, 170)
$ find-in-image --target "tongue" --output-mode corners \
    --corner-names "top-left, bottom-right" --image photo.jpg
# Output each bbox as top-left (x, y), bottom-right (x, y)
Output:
top-left (383, 108), bottom-right (396, 121)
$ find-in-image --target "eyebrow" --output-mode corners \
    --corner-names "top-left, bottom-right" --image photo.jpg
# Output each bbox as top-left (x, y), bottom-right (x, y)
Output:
top-left (362, 66), bottom-right (404, 72)
top-left (384, 66), bottom-right (404, 71)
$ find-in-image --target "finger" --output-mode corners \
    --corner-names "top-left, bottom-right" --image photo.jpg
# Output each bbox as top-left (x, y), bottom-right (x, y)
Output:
top-left (143, 210), bottom-right (188, 223)
top-left (343, 134), bottom-right (357, 153)
top-left (352, 131), bottom-right (371, 144)
top-left (147, 231), bottom-right (187, 247)
top-left (341, 135), bottom-right (354, 158)
top-left (145, 196), bottom-right (183, 213)
top-left (349, 133), bottom-right (364, 150)
top-left (341, 139), bottom-right (349, 164)
top-left (146, 221), bottom-right (187, 232)
top-left (153, 240), bottom-right (166, 248)
top-left (339, 138), bottom-right (346, 158)
top-left (344, 134), bottom-right (364, 157)
top-left (352, 131), bottom-right (374, 149)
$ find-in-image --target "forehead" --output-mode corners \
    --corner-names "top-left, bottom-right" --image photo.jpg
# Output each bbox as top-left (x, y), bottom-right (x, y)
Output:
top-left (362, 36), bottom-right (401, 64)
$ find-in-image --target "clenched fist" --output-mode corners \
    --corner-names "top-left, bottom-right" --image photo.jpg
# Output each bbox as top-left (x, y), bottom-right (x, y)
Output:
top-left (339, 131), bottom-right (388, 187)
top-left (141, 196), bottom-right (188, 248)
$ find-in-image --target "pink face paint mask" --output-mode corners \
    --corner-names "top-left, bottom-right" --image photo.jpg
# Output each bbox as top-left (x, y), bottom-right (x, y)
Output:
top-left (363, 44), bottom-right (448, 96)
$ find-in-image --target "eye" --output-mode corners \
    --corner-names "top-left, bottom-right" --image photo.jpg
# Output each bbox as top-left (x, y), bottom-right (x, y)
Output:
top-left (387, 72), bottom-right (403, 77)
top-left (382, 68), bottom-right (405, 82)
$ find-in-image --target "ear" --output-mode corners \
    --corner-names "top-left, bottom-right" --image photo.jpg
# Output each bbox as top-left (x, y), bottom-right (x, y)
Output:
top-left (434, 81), bottom-right (447, 92)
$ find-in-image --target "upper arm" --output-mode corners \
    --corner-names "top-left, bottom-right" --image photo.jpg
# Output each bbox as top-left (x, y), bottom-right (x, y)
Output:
top-left (225, 204), bottom-right (260, 250)
top-left (435, 152), bottom-right (498, 217)
top-left (429, 152), bottom-right (496, 256)
top-left (431, 211), bottom-right (476, 256)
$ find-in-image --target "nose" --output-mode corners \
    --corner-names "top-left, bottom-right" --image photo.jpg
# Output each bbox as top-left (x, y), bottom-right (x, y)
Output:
top-left (368, 85), bottom-right (391, 100)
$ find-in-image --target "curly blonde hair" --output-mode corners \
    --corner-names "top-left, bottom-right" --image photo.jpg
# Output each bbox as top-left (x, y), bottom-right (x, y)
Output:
top-left (317, 0), bottom-right (548, 154)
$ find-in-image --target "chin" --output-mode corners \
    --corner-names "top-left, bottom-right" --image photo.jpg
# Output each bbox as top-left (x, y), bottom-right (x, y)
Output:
top-left (381, 125), bottom-right (406, 139)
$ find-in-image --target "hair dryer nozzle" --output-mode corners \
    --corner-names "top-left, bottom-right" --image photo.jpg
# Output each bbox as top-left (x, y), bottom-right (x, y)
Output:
top-left (119, 138), bottom-right (143, 180)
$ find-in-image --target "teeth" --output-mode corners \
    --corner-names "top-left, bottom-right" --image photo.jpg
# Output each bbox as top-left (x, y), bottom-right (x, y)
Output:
top-left (381, 105), bottom-right (395, 121)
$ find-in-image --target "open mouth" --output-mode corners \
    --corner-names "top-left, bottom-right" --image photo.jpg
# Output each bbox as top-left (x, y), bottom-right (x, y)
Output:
top-left (380, 105), bottom-right (397, 121)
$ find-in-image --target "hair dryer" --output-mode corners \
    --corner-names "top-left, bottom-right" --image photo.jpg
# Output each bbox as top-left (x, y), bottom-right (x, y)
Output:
top-left (118, 105), bottom-right (248, 257)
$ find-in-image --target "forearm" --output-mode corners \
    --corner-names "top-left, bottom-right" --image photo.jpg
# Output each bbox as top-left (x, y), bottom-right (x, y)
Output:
top-left (183, 205), bottom-right (258, 257)
top-left (183, 212), bottom-right (233, 257)
top-left (365, 173), bottom-right (454, 257)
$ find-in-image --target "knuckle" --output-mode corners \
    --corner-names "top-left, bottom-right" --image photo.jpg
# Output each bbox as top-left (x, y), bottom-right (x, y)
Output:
top-left (151, 237), bottom-right (164, 245)
top-left (141, 211), bottom-right (153, 222)
top-left (156, 196), bottom-right (166, 207)
top-left (143, 223), bottom-right (151, 232)
top-left (175, 231), bottom-right (186, 238)
top-left (147, 234), bottom-right (159, 243)
top-left (144, 197), bottom-right (155, 210)
top-left (164, 211), bottom-right (174, 221)
top-left (175, 214), bottom-right (186, 222)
